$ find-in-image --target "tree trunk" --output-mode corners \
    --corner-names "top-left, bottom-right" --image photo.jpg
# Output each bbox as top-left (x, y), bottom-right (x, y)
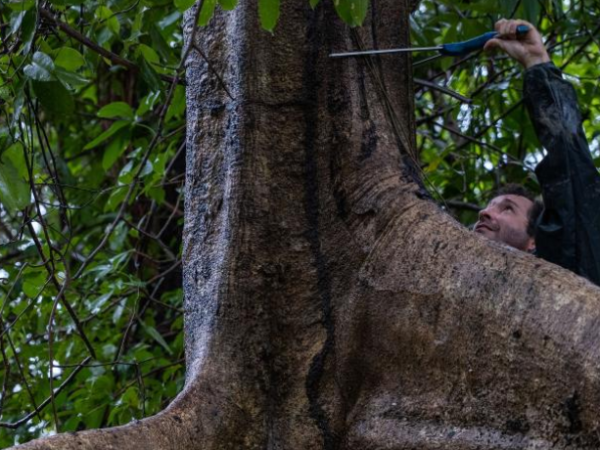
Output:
top-left (15, 0), bottom-right (600, 449)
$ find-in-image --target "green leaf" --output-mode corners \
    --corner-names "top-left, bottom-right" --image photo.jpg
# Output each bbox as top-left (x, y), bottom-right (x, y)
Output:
top-left (198, 0), bottom-right (216, 26)
top-left (98, 102), bottom-right (134, 120)
top-left (166, 85), bottom-right (185, 121)
top-left (158, 11), bottom-right (181, 29)
top-left (105, 185), bottom-right (129, 213)
top-left (521, 0), bottom-right (541, 25)
top-left (23, 271), bottom-right (47, 298)
top-left (138, 44), bottom-right (160, 65)
top-left (551, 0), bottom-right (564, 18)
top-left (16, 9), bottom-right (36, 55)
top-left (0, 156), bottom-right (30, 212)
top-left (38, 37), bottom-right (54, 55)
top-left (54, 47), bottom-right (85, 71)
top-left (146, 186), bottom-right (165, 203)
top-left (0, 239), bottom-right (29, 254)
top-left (10, 83), bottom-right (26, 128)
top-left (3, 142), bottom-right (28, 179)
top-left (501, 0), bottom-right (520, 17)
top-left (55, 67), bottom-right (90, 89)
top-left (6, 0), bottom-right (36, 11)
top-left (96, 6), bottom-right (121, 35)
top-left (10, 297), bottom-right (30, 316)
top-left (112, 301), bottom-right (125, 323)
top-left (32, 80), bottom-right (74, 115)
top-left (63, 416), bottom-right (82, 432)
top-left (87, 372), bottom-right (114, 392)
top-left (152, 152), bottom-right (169, 179)
top-left (150, 26), bottom-right (173, 63)
top-left (89, 291), bottom-right (113, 314)
top-left (136, 91), bottom-right (161, 116)
top-left (9, 11), bottom-right (26, 36)
top-left (218, 0), bottom-right (238, 10)
top-left (141, 322), bottom-right (173, 355)
top-left (121, 386), bottom-right (140, 408)
top-left (139, 58), bottom-right (162, 90)
top-left (174, 0), bottom-right (195, 12)
top-left (84, 120), bottom-right (130, 150)
top-left (259, 0), bottom-right (280, 32)
top-left (118, 160), bottom-right (135, 184)
top-left (334, 0), bottom-right (368, 27)
top-left (34, 51), bottom-right (54, 70)
top-left (23, 51), bottom-right (55, 81)
top-left (102, 128), bottom-right (130, 170)
top-left (309, 0), bottom-right (320, 8)
top-left (109, 222), bottom-right (128, 251)
top-left (85, 264), bottom-right (113, 280)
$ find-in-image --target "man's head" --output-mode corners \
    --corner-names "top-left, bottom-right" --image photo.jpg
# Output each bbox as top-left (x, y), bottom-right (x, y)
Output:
top-left (474, 184), bottom-right (543, 252)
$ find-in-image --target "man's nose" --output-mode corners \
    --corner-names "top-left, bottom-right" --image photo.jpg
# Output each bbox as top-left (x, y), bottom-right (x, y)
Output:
top-left (478, 207), bottom-right (493, 221)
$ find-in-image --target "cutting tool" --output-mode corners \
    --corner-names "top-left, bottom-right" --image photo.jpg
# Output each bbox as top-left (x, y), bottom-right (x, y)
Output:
top-left (329, 25), bottom-right (530, 59)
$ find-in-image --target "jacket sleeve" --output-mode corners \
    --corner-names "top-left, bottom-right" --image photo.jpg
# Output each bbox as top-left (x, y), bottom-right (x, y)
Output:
top-left (524, 62), bottom-right (600, 285)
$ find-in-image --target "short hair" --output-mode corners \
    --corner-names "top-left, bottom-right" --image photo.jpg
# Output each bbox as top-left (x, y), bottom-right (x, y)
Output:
top-left (491, 183), bottom-right (544, 237)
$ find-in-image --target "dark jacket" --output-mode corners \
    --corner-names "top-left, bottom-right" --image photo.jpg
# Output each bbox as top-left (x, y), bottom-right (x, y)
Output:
top-left (524, 63), bottom-right (600, 285)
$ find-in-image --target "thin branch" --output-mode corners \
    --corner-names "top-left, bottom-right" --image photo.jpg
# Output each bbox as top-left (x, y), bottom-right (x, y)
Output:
top-left (414, 78), bottom-right (472, 104)
top-left (416, 104), bottom-right (457, 126)
top-left (560, 22), bottom-right (600, 70)
top-left (434, 121), bottom-right (503, 154)
top-left (0, 357), bottom-right (91, 429)
top-left (21, 137), bottom-right (96, 358)
top-left (55, 356), bottom-right (162, 369)
top-left (111, 358), bottom-right (184, 399)
top-left (39, 8), bottom-right (181, 85)
top-left (156, 191), bottom-right (183, 239)
top-left (39, 8), bottom-right (134, 69)
top-left (146, 259), bottom-right (181, 285)
top-left (191, 43), bottom-right (235, 100)
top-left (4, 332), bottom-right (42, 424)
top-left (453, 100), bottom-right (524, 154)
top-left (123, 218), bottom-right (177, 261)
top-left (0, 324), bottom-right (10, 415)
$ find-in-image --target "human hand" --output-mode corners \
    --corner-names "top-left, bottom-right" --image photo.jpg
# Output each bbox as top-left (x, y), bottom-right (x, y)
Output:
top-left (484, 19), bottom-right (550, 69)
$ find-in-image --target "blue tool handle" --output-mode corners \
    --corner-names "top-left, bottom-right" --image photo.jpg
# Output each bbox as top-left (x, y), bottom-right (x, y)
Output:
top-left (440, 25), bottom-right (530, 57)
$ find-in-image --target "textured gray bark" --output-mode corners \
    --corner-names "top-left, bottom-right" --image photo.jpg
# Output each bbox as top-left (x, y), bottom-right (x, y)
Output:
top-left (14, 0), bottom-right (600, 449)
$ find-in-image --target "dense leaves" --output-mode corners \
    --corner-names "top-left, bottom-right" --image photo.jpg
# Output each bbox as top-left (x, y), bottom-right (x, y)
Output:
top-left (1, 0), bottom-right (599, 447)
top-left (413, 0), bottom-right (600, 225)
top-left (0, 0), bottom-right (187, 446)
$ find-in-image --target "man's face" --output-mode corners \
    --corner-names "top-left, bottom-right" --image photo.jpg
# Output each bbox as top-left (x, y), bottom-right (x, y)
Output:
top-left (474, 194), bottom-right (535, 252)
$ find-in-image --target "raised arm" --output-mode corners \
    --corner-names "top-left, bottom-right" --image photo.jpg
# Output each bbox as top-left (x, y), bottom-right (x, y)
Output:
top-left (487, 19), bottom-right (600, 285)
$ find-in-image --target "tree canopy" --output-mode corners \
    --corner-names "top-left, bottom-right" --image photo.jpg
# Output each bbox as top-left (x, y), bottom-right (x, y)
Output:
top-left (1, 0), bottom-right (599, 446)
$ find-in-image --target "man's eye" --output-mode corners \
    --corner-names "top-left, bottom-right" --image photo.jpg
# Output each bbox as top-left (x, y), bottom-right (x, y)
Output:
top-left (504, 205), bottom-right (513, 212)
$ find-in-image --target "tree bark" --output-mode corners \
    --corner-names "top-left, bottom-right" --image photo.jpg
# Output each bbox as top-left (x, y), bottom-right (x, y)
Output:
top-left (15, 0), bottom-right (600, 449)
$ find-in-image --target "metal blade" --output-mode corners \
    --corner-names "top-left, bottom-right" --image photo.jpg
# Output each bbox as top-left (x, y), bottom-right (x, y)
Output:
top-left (329, 46), bottom-right (443, 58)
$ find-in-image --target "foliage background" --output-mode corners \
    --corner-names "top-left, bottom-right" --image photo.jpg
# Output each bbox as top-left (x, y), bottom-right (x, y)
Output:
top-left (414, 0), bottom-right (600, 224)
top-left (1, 0), bottom-right (599, 446)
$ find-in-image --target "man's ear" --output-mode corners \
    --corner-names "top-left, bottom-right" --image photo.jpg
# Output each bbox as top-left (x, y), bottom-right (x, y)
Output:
top-left (526, 237), bottom-right (536, 253)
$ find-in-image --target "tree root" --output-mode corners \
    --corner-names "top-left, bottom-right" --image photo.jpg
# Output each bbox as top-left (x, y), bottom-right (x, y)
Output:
top-left (13, 383), bottom-right (204, 450)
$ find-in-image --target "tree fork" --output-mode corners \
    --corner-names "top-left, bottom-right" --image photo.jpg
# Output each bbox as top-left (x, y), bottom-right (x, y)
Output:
top-left (14, 0), bottom-right (600, 449)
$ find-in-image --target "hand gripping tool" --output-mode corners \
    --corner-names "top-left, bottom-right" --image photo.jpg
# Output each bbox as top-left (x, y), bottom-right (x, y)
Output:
top-left (329, 25), bottom-right (530, 59)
